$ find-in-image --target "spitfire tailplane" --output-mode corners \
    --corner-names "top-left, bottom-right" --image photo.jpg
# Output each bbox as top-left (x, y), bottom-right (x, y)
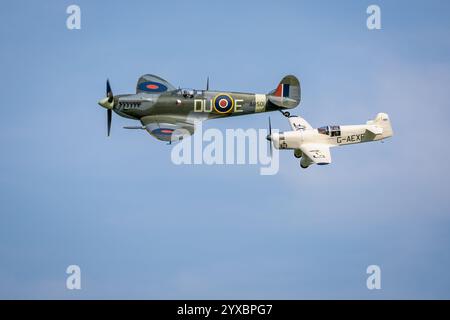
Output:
top-left (268, 75), bottom-right (301, 109)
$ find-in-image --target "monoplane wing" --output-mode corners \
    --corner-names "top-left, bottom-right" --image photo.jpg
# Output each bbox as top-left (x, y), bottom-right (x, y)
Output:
top-left (300, 143), bottom-right (332, 165)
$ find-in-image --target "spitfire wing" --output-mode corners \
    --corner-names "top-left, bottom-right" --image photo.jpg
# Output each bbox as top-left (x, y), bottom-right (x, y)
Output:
top-left (288, 116), bottom-right (313, 131)
top-left (136, 74), bottom-right (176, 94)
top-left (140, 115), bottom-right (197, 142)
top-left (300, 143), bottom-right (332, 165)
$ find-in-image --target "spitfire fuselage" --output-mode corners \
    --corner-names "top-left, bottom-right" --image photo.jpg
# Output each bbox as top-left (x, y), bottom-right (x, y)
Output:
top-left (112, 90), bottom-right (279, 121)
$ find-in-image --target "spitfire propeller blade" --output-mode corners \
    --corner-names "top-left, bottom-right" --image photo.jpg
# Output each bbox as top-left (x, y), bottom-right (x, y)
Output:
top-left (107, 109), bottom-right (112, 137)
top-left (106, 79), bottom-right (113, 103)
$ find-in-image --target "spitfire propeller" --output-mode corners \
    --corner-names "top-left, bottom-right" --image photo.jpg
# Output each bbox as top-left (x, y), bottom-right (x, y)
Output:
top-left (98, 79), bottom-right (115, 136)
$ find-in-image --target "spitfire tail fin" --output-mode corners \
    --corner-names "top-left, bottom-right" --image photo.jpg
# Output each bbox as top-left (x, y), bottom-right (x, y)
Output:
top-left (268, 75), bottom-right (301, 109)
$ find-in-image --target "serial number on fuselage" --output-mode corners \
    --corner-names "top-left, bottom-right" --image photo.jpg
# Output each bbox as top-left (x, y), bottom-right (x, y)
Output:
top-left (336, 133), bottom-right (365, 144)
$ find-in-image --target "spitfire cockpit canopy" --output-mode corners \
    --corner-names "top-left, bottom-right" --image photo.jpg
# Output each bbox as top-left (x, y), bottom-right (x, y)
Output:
top-left (178, 88), bottom-right (204, 98)
top-left (178, 88), bottom-right (195, 98)
top-left (318, 125), bottom-right (341, 137)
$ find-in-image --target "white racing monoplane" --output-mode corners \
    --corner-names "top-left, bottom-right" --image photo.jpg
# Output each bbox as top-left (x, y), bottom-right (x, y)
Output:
top-left (267, 112), bottom-right (393, 168)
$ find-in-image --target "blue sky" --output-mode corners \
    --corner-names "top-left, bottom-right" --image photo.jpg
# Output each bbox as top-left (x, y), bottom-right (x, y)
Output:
top-left (1, 0), bottom-right (450, 299)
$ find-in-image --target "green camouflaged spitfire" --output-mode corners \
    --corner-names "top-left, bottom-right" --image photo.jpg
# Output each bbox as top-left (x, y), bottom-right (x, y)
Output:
top-left (98, 74), bottom-right (300, 141)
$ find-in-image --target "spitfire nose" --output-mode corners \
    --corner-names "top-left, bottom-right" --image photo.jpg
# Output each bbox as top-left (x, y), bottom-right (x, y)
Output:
top-left (98, 97), bottom-right (113, 110)
top-left (266, 134), bottom-right (272, 141)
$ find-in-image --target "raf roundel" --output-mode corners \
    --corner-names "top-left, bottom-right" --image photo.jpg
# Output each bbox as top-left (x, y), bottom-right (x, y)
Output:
top-left (138, 81), bottom-right (168, 93)
top-left (213, 94), bottom-right (234, 114)
top-left (151, 128), bottom-right (174, 138)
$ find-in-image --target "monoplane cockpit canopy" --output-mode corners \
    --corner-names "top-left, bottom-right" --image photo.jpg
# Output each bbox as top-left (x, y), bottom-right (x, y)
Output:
top-left (318, 125), bottom-right (341, 137)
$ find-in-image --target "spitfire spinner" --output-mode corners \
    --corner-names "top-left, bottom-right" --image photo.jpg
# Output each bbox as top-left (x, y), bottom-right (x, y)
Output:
top-left (267, 112), bottom-right (393, 169)
top-left (98, 74), bottom-right (300, 141)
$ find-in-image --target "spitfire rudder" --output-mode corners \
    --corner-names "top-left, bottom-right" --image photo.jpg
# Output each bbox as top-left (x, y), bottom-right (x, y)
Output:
top-left (268, 75), bottom-right (301, 109)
